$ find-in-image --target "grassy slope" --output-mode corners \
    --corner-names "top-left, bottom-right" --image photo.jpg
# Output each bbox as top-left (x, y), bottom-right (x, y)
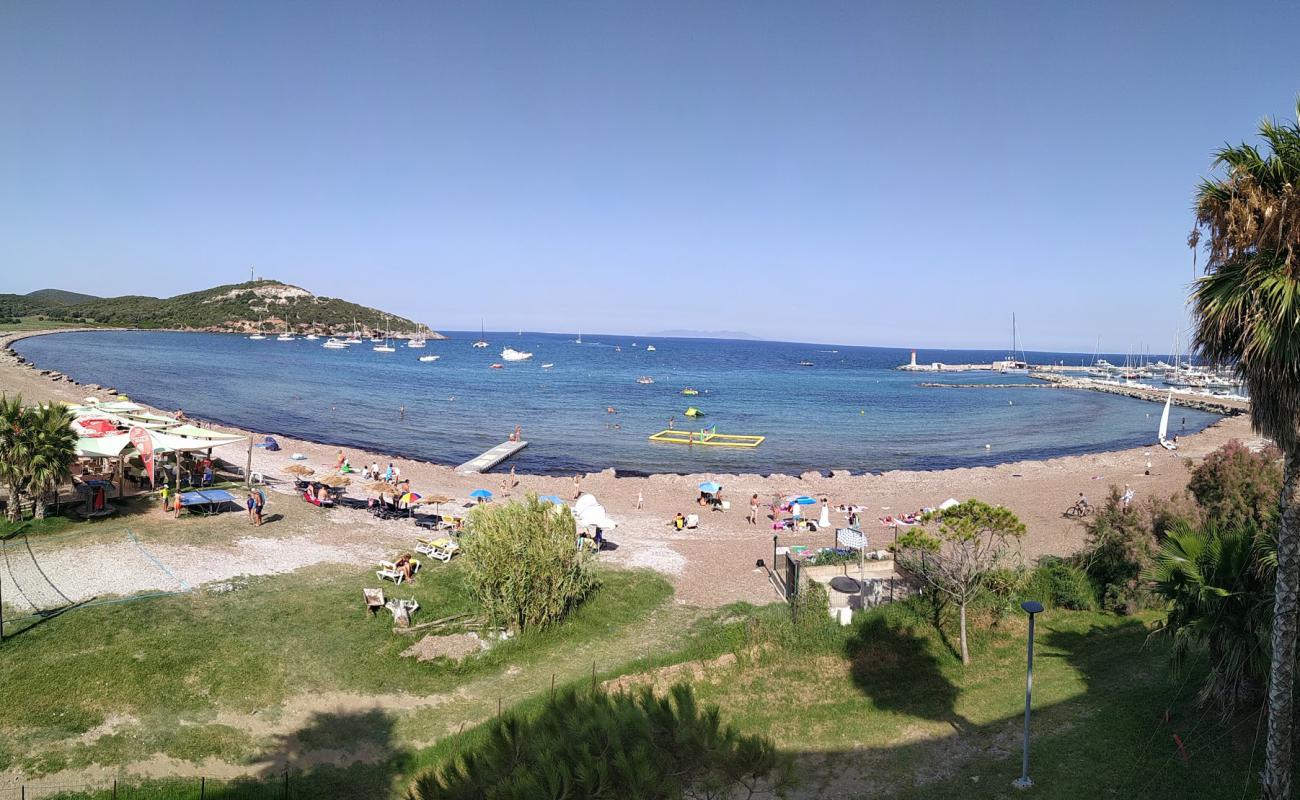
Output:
top-left (0, 560), bottom-right (687, 791)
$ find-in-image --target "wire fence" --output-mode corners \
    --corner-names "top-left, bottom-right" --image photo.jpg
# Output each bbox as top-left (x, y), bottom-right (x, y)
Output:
top-left (0, 773), bottom-right (296, 800)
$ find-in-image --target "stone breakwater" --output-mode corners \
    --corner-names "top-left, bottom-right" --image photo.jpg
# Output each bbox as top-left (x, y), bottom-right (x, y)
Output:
top-left (1, 329), bottom-right (125, 394)
top-left (919, 372), bottom-right (1247, 417)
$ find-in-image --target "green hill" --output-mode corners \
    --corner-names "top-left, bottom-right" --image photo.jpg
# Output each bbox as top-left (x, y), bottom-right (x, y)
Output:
top-left (25, 289), bottom-right (101, 305)
top-left (0, 280), bottom-right (440, 338)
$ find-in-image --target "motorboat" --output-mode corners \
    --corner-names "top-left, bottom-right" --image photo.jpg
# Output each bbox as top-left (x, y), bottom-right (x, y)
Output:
top-left (418, 354), bottom-right (440, 362)
top-left (646, 344), bottom-right (656, 351)
top-left (501, 347), bottom-right (533, 362)
top-left (799, 360), bottom-right (814, 367)
top-left (636, 376), bottom-right (654, 384)
top-left (491, 363), bottom-right (503, 369)
top-left (541, 363), bottom-right (554, 369)
top-left (305, 332), bottom-right (319, 341)
top-left (248, 333), bottom-right (266, 340)
top-left (322, 338), bottom-right (348, 349)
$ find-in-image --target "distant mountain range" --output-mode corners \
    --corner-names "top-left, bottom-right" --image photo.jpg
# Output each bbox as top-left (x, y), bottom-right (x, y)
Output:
top-left (645, 329), bottom-right (761, 341)
top-left (0, 280), bottom-right (441, 338)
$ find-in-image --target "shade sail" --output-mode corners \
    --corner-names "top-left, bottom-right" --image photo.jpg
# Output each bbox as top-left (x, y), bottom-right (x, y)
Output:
top-left (74, 433), bottom-right (133, 459)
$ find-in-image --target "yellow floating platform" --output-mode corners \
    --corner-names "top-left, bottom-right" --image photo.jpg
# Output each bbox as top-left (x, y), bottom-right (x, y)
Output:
top-left (648, 429), bottom-right (765, 448)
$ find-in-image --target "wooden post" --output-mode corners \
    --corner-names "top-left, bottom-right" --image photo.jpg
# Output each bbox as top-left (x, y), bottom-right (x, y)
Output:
top-left (245, 437), bottom-right (253, 489)
top-left (283, 770), bottom-right (289, 799)
top-left (200, 776), bottom-right (206, 799)
top-left (551, 673), bottom-right (556, 700)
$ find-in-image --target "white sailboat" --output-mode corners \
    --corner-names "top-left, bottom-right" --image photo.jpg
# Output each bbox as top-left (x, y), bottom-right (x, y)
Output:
top-left (996, 314), bottom-right (1028, 373)
top-left (408, 326), bottom-right (427, 348)
top-left (373, 316), bottom-right (395, 353)
top-left (501, 347), bottom-right (533, 362)
top-left (575, 328), bottom-right (583, 344)
top-left (1158, 391), bottom-right (1178, 451)
top-left (343, 318), bottom-right (362, 345)
top-left (473, 320), bottom-right (489, 348)
top-left (248, 314), bottom-right (267, 339)
top-left (276, 329), bottom-right (296, 342)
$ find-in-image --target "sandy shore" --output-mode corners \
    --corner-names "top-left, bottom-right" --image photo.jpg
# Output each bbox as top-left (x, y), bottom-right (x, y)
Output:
top-left (1, 329), bottom-right (1263, 606)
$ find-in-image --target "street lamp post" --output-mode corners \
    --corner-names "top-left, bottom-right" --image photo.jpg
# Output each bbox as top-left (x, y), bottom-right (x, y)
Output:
top-left (1014, 600), bottom-right (1044, 790)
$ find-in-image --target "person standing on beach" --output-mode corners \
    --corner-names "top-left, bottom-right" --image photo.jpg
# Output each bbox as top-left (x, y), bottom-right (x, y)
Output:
top-left (160, 485), bottom-right (170, 512)
top-left (173, 492), bottom-right (183, 519)
top-left (246, 493), bottom-right (256, 524)
top-left (510, 465), bottom-right (517, 488)
top-left (636, 491), bottom-right (644, 510)
top-left (748, 494), bottom-right (760, 525)
top-left (253, 491), bottom-right (264, 526)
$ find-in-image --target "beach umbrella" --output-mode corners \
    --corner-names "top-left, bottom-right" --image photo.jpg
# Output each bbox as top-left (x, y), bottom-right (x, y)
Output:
top-left (320, 475), bottom-right (350, 488)
top-left (419, 494), bottom-right (453, 505)
top-left (787, 495), bottom-right (816, 505)
top-left (285, 464), bottom-right (315, 476)
top-left (538, 495), bottom-right (565, 505)
top-left (365, 481), bottom-right (396, 494)
top-left (698, 481), bottom-right (722, 494)
top-left (470, 489), bottom-right (493, 500)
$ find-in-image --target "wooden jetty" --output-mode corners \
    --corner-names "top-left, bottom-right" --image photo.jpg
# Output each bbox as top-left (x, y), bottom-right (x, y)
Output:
top-left (455, 440), bottom-right (528, 474)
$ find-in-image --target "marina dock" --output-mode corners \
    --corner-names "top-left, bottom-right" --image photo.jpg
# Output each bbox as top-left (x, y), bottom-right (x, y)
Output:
top-left (920, 373), bottom-right (1248, 416)
top-left (455, 440), bottom-right (528, 474)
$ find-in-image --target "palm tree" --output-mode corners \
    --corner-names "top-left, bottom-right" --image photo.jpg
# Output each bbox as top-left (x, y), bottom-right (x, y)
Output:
top-left (1148, 524), bottom-right (1274, 717)
top-left (1192, 98), bottom-right (1300, 799)
top-left (25, 403), bottom-right (78, 519)
top-left (0, 393), bottom-right (31, 522)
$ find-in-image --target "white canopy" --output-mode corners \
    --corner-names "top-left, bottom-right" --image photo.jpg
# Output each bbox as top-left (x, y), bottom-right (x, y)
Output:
top-left (938, 498), bottom-right (961, 511)
top-left (74, 428), bottom-right (246, 459)
top-left (572, 492), bottom-right (617, 530)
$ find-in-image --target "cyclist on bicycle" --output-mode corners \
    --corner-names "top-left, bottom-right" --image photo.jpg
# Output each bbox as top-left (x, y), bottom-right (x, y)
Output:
top-left (1076, 492), bottom-right (1091, 514)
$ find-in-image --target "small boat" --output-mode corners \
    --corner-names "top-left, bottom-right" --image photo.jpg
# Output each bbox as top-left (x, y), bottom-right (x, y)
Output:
top-left (636, 376), bottom-right (654, 385)
top-left (501, 347), bottom-right (533, 362)
top-left (646, 344), bottom-right (656, 351)
top-left (1158, 390), bottom-right (1178, 451)
top-left (575, 328), bottom-right (583, 344)
top-left (276, 331), bottom-right (296, 342)
top-left (322, 338), bottom-right (349, 349)
top-left (305, 333), bottom-right (319, 341)
top-left (408, 324), bottom-right (428, 348)
top-left (799, 360), bottom-right (814, 367)
top-left (418, 354), bottom-right (440, 362)
top-left (343, 317), bottom-right (362, 344)
top-left (681, 388), bottom-right (699, 396)
top-left (541, 363), bottom-right (554, 369)
top-left (473, 319), bottom-right (489, 348)
top-left (248, 333), bottom-right (266, 340)
top-left (491, 363), bottom-right (503, 369)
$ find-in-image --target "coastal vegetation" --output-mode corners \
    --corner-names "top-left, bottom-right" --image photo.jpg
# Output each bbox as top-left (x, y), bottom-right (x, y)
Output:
top-left (894, 500), bottom-right (1026, 665)
top-left (0, 394), bottom-right (77, 521)
top-left (0, 280), bottom-right (434, 337)
top-left (1191, 98), bottom-right (1300, 800)
top-left (409, 685), bottom-right (788, 800)
top-left (462, 496), bottom-right (596, 632)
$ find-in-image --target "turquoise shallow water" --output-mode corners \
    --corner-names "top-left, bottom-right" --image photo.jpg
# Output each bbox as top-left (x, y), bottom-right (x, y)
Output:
top-left (13, 331), bottom-right (1221, 476)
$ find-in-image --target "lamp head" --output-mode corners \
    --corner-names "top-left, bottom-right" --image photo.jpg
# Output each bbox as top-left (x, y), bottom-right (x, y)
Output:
top-left (1021, 601), bottom-right (1044, 615)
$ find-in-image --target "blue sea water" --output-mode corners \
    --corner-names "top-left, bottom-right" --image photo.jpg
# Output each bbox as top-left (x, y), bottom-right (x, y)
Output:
top-left (12, 331), bottom-right (1220, 476)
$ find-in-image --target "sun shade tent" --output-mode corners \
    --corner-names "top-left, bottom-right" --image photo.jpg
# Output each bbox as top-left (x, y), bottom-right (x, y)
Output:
top-left (573, 493), bottom-right (616, 530)
top-left (938, 498), bottom-right (960, 511)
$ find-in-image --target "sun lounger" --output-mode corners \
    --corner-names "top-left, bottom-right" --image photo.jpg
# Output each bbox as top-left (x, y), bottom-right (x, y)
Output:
top-left (415, 536), bottom-right (460, 562)
top-left (363, 587), bottom-right (385, 616)
top-left (377, 559), bottom-right (421, 584)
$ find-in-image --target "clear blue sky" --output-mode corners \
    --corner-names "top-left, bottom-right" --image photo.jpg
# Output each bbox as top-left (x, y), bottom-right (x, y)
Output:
top-left (3, 1), bottom-right (1298, 351)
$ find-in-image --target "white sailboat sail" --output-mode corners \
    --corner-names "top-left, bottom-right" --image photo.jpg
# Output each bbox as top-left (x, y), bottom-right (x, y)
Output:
top-left (1158, 391), bottom-right (1177, 450)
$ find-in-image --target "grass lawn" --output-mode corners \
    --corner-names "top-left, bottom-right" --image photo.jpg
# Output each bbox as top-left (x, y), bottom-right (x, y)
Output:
top-left (0, 560), bottom-right (692, 797)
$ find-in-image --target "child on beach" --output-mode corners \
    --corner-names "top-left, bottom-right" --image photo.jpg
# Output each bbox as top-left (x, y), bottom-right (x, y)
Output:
top-left (636, 491), bottom-right (643, 510)
top-left (748, 494), bottom-right (759, 525)
top-left (160, 485), bottom-right (170, 512)
top-left (336, 450), bottom-right (346, 471)
top-left (172, 493), bottom-right (183, 519)
top-left (246, 493), bottom-right (256, 524)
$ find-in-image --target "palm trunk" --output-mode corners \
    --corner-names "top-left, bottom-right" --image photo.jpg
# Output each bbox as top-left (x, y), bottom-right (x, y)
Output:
top-left (1263, 449), bottom-right (1300, 800)
top-left (959, 600), bottom-right (970, 666)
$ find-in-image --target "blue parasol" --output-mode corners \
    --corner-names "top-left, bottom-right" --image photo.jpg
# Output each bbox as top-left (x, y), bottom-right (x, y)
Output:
top-left (698, 481), bottom-right (722, 494)
top-left (787, 495), bottom-right (816, 505)
top-left (538, 495), bottom-right (565, 505)
top-left (469, 489), bottom-right (493, 499)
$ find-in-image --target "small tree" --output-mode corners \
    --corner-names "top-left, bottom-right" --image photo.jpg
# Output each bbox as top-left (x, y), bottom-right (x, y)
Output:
top-left (896, 500), bottom-right (1026, 665)
top-left (462, 495), bottom-right (595, 632)
top-left (26, 403), bottom-right (78, 519)
top-left (0, 394), bottom-right (30, 522)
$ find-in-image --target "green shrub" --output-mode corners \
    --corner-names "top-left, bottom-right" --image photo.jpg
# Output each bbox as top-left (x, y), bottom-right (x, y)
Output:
top-left (1188, 439), bottom-right (1283, 530)
top-left (409, 685), bottom-right (789, 800)
top-left (1023, 558), bottom-right (1095, 611)
top-left (1075, 486), bottom-right (1157, 614)
top-left (462, 495), bottom-right (596, 632)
